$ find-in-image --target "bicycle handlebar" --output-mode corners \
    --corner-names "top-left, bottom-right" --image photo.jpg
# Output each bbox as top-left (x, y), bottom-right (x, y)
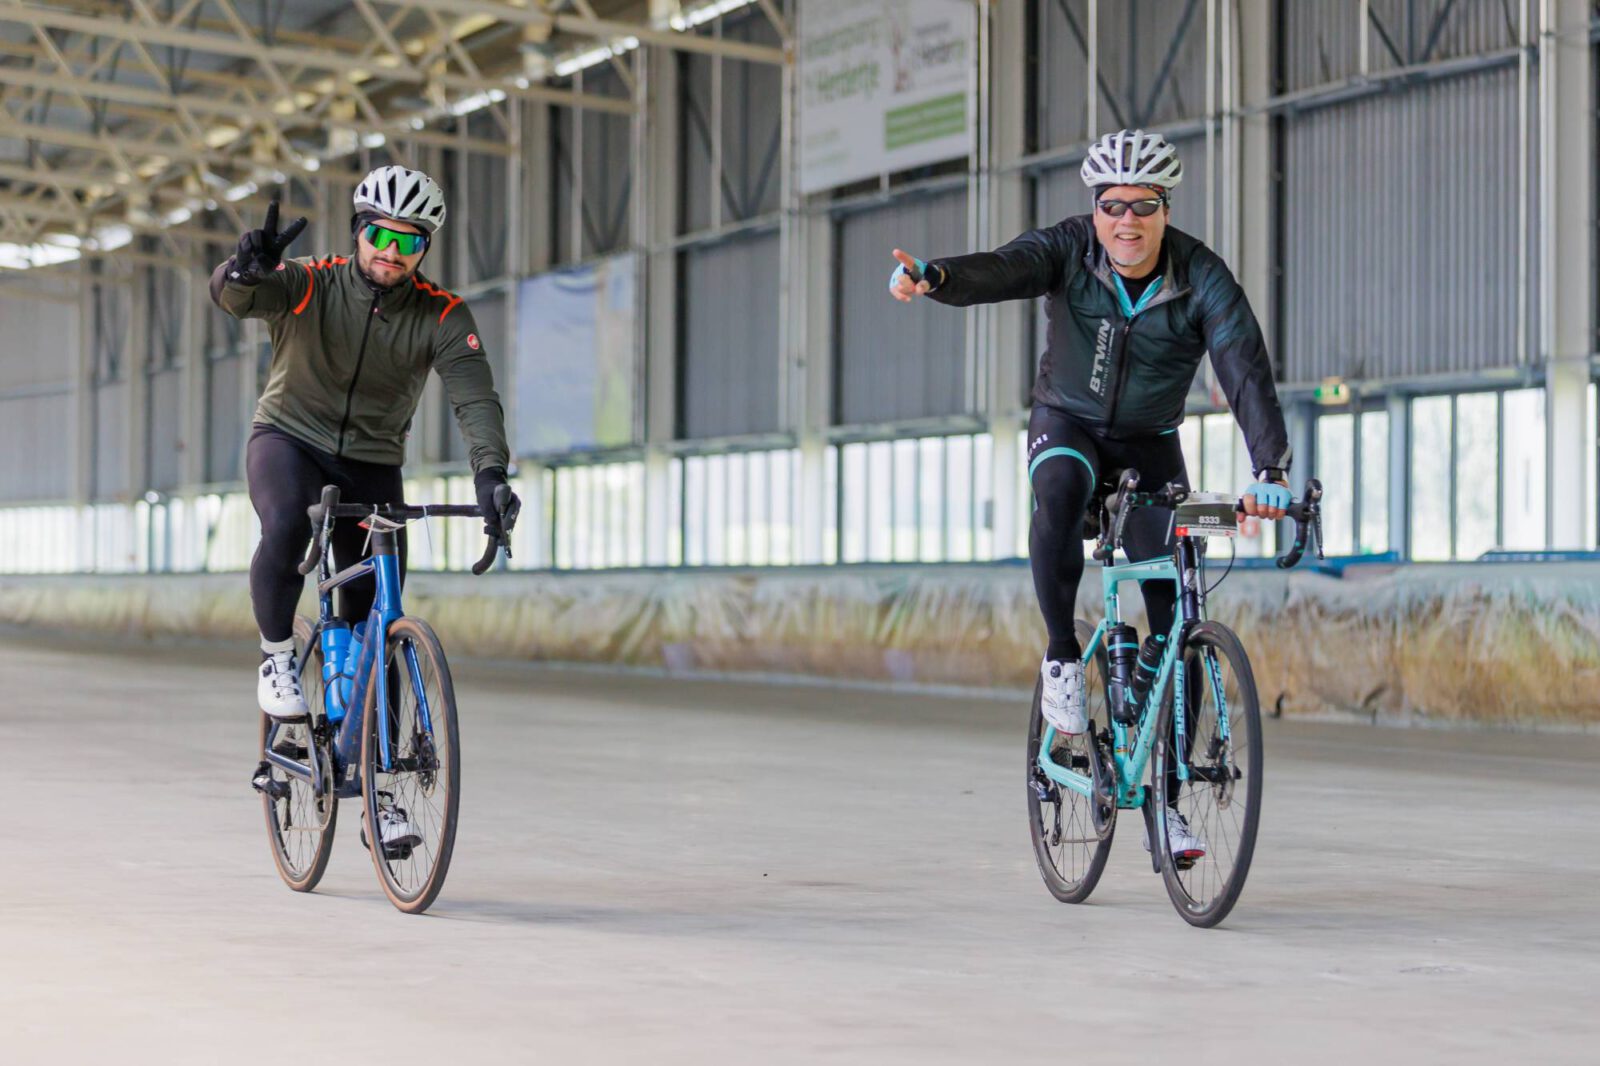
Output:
top-left (1272, 478), bottom-right (1323, 569)
top-left (297, 483), bottom-right (518, 577)
top-left (1092, 469), bottom-right (1324, 569)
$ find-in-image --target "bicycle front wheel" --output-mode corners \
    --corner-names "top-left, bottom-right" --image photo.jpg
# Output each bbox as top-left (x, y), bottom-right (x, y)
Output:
top-left (1027, 619), bottom-right (1117, 904)
top-left (360, 616), bottom-right (461, 914)
top-left (260, 614), bottom-right (338, 892)
top-left (1153, 620), bottom-right (1263, 928)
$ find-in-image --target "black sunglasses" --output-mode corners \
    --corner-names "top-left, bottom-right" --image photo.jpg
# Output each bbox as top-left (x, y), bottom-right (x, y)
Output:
top-left (1095, 196), bottom-right (1167, 218)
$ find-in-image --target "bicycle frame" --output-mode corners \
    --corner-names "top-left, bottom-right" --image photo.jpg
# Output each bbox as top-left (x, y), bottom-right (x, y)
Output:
top-left (262, 523), bottom-right (433, 798)
top-left (1035, 535), bottom-right (1228, 809)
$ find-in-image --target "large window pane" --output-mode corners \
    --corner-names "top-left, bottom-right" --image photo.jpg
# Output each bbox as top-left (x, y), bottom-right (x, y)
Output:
top-left (1201, 414), bottom-right (1233, 495)
top-left (1410, 396), bottom-right (1452, 560)
top-left (685, 457), bottom-right (707, 566)
top-left (1589, 384), bottom-right (1597, 548)
top-left (726, 452), bottom-right (749, 566)
top-left (1358, 411), bottom-right (1390, 554)
top-left (841, 443), bottom-right (867, 563)
top-left (946, 435), bottom-right (974, 562)
top-left (1177, 419), bottom-right (1201, 478)
top-left (1454, 393), bottom-right (1498, 560)
top-left (918, 437), bottom-right (944, 562)
top-left (893, 439), bottom-right (918, 561)
top-left (824, 445), bottom-right (840, 564)
top-left (706, 454), bottom-right (728, 565)
top-left (1500, 389), bottom-right (1545, 551)
top-left (668, 458), bottom-right (685, 566)
top-left (867, 441), bottom-right (893, 561)
top-left (1315, 413), bottom-right (1355, 556)
top-left (974, 433), bottom-right (994, 559)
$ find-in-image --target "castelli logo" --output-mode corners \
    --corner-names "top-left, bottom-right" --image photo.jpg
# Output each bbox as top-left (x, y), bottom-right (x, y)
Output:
top-left (467, 333), bottom-right (480, 350)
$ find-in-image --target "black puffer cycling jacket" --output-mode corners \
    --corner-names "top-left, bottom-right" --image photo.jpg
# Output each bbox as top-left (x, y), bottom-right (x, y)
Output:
top-left (927, 215), bottom-right (1291, 474)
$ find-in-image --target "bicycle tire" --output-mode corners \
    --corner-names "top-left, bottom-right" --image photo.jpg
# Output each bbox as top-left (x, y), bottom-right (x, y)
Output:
top-left (1153, 620), bottom-right (1263, 928)
top-left (1027, 619), bottom-right (1117, 904)
top-left (260, 614), bottom-right (338, 893)
top-left (359, 616), bottom-right (461, 914)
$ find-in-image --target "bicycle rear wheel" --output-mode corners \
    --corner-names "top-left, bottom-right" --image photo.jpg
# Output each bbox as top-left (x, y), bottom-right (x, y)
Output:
top-left (360, 616), bottom-right (460, 914)
top-left (1153, 621), bottom-right (1263, 928)
top-left (260, 614), bottom-right (338, 892)
top-left (1027, 619), bottom-right (1117, 904)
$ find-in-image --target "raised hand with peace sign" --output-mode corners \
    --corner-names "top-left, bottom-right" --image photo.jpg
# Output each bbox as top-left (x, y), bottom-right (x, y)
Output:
top-left (228, 200), bottom-right (309, 285)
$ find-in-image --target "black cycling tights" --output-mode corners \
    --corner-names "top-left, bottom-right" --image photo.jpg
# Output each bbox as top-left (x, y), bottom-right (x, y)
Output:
top-left (246, 423), bottom-right (407, 643)
top-left (1026, 405), bottom-right (1188, 663)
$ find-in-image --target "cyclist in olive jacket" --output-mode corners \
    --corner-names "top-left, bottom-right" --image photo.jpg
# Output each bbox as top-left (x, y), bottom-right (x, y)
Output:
top-left (889, 130), bottom-right (1293, 859)
top-left (211, 165), bottom-right (519, 723)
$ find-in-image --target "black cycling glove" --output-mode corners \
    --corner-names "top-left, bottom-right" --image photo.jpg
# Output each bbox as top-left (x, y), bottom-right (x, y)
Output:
top-left (228, 200), bottom-right (307, 285)
top-left (474, 467), bottom-right (522, 539)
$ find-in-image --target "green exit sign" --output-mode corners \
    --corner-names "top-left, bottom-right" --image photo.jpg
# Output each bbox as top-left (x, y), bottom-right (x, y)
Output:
top-left (1314, 379), bottom-right (1350, 406)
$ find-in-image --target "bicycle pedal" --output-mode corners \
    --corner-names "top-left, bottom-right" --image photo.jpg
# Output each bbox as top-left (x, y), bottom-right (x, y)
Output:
top-left (358, 824), bottom-right (414, 861)
top-left (250, 762), bottom-right (289, 801)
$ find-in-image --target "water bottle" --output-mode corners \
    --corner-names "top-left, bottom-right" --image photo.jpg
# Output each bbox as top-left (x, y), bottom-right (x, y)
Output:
top-left (1128, 632), bottom-right (1167, 712)
top-left (1105, 623), bottom-right (1139, 723)
top-left (336, 620), bottom-right (367, 720)
top-left (319, 621), bottom-right (351, 718)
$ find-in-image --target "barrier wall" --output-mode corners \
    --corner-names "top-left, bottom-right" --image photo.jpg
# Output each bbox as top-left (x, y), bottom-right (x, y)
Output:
top-left (3, 562), bottom-right (1597, 727)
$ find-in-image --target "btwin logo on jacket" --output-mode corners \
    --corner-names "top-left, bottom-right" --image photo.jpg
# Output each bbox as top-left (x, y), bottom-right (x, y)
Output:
top-left (1089, 319), bottom-right (1114, 397)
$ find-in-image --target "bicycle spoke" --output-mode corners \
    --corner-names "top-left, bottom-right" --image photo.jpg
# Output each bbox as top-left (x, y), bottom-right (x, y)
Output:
top-left (1158, 623), bottom-right (1262, 926)
top-left (261, 621), bottom-right (338, 894)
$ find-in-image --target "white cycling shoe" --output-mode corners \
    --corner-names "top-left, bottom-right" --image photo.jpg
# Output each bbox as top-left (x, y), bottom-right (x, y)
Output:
top-left (1040, 657), bottom-right (1087, 735)
top-left (1144, 808), bottom-right (1208, 860)
top-left (258, 648), bottom-right (310, 721)
top-left (362, 794), bottom-right (422, 854)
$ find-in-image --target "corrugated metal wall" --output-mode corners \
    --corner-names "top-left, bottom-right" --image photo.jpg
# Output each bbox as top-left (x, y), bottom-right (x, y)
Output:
top-left (90, 273), bottom-right (130, 501)
top-left (835, 188), bottom-right (970, 424)
top-left (144, 264), bottom-right (185, 493)
top-left (0, 284), bottom-right (77, 502)
top-left (465, 111), bottom-right (511, 285)
top-left (680, 13), bottom-right (784, 232)
top-left (1036, 0), bottom-right (1210, 150)
top-left (551, 67), bottom-right (632, 265)
top-left (1280, 64), bottom-right (1533, 382)
top-left (679, 230), bottom-right (782, 438)
top-left (203, 241), bottom-right (246, 484)
top-left (1284, 0), bottom-right (1519, 91)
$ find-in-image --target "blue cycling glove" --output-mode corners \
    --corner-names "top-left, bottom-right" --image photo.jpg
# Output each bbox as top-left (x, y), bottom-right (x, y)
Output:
top-left (1244, 481), bottom-right (1292, 511)
top-left (889, 256), bottom-right (941, 293)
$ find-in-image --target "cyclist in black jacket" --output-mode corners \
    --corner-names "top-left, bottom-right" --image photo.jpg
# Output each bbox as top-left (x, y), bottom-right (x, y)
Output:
top-left (889, 130), bottom-right (1293, 858)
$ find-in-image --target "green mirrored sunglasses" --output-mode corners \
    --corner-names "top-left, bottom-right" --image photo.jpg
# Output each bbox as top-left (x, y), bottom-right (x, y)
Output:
top-left (361, 223), bottom-right (428, 256)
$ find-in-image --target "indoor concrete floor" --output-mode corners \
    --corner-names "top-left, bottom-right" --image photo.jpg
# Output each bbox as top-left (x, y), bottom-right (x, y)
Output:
top-left (1, 633), bottom-right (1595, 1064)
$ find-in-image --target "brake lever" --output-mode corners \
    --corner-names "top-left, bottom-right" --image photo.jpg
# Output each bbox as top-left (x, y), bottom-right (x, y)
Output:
top-left (493, 482), bottom-right (520, 561)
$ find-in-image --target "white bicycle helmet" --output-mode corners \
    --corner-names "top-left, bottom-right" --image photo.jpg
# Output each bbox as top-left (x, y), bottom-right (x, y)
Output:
top-left (353, 165), bottom-right (447, 232)
top-left (1080, 129), bottom-right (1183, 191)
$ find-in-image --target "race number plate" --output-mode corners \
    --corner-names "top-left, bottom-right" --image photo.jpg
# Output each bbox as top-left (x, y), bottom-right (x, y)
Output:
top-left (1173, 492), bottom-right (1239, 538)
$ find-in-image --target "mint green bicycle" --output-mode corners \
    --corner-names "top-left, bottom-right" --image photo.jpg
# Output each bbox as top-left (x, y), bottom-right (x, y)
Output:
top-left (1027, 470), bottom-right (1323, 927)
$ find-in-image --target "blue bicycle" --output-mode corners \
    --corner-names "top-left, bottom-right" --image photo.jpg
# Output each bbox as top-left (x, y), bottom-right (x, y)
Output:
top-left (1027, 470), bottom-right (1322, 927)
top-left (254, 483), bottom-right (516, 914)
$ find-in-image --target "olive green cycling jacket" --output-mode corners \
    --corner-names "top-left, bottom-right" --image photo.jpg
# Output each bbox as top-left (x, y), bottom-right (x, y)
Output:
top-left (210, 253), bottom-right (510, 473)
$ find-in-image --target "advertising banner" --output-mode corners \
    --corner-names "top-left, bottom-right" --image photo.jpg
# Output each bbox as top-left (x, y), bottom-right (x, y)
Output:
top-left (798, 0), bottom-right (976, 195)
top-left (514, 255), bottom-right (636, 454)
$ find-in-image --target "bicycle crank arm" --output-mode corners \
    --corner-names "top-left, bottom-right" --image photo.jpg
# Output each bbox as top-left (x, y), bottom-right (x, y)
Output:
top-left (1140, 801), bottom-right (1162, 875)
